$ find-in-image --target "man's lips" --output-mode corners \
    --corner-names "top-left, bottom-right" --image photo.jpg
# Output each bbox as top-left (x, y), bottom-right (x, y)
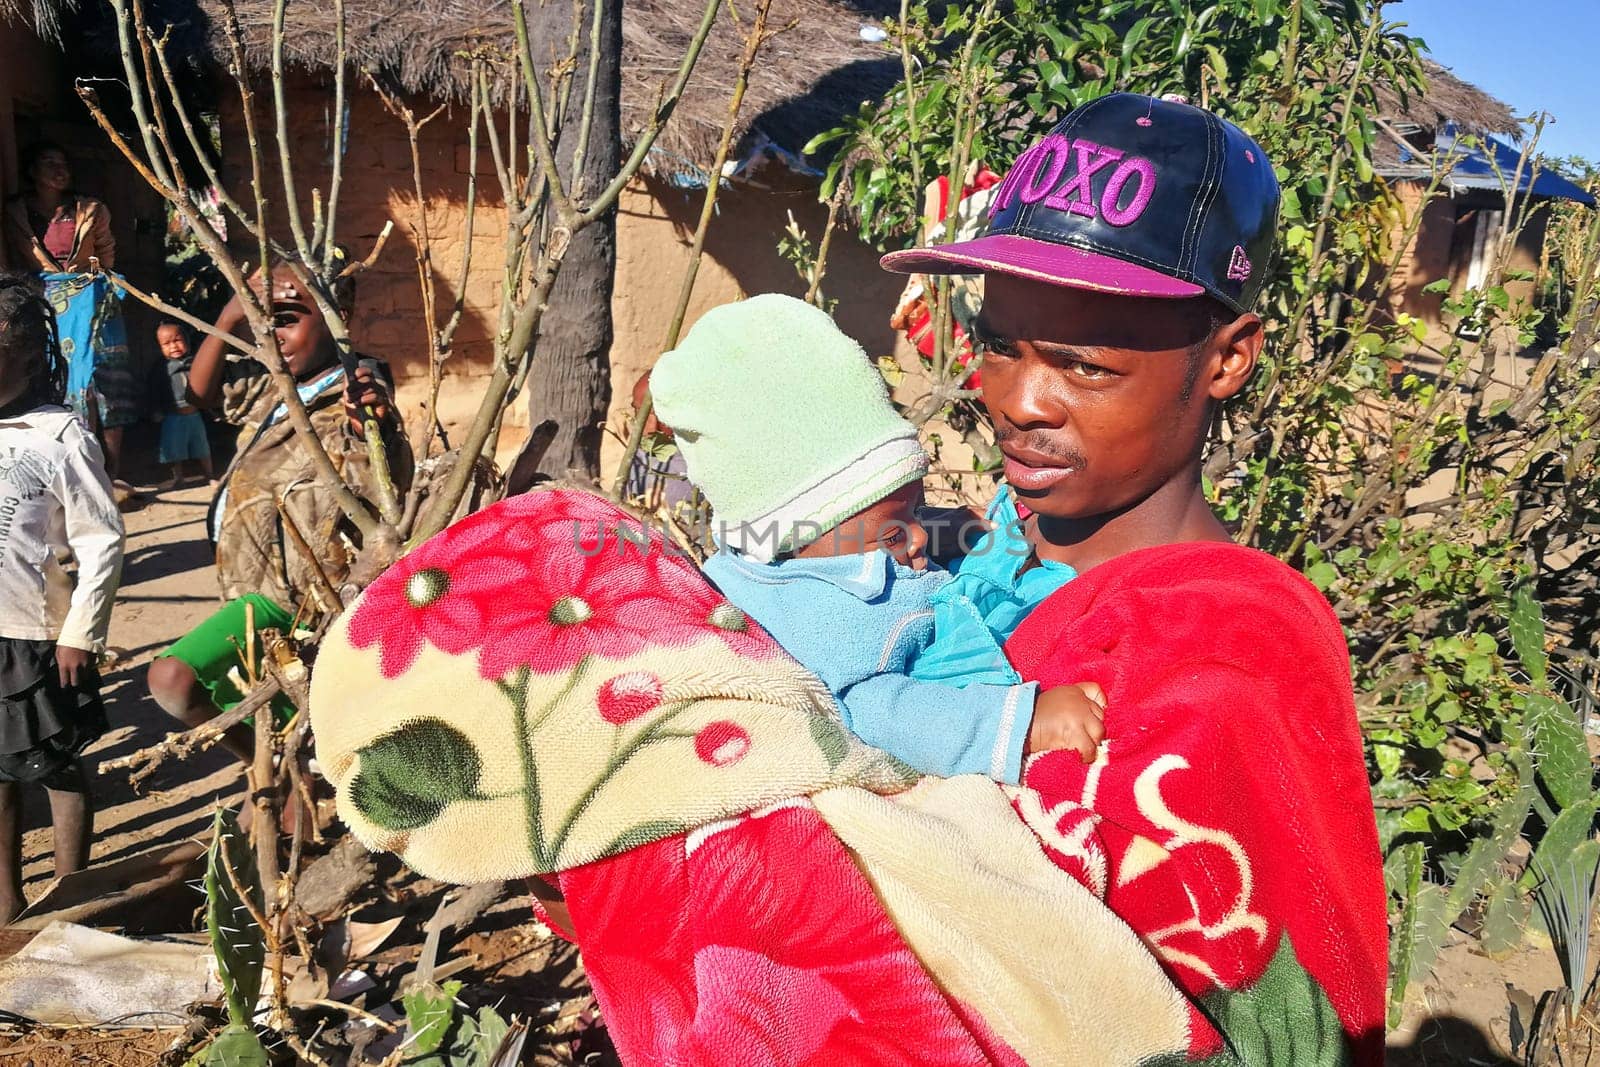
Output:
top-left (1001, 449), bottom-right (1078, 491)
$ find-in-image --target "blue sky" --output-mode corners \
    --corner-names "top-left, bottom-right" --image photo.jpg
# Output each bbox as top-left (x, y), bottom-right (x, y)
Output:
top-left (1393, 0), bottom-right (1600, 162)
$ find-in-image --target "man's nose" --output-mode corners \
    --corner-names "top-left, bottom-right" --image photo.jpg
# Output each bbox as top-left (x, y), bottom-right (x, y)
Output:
top-left (990, 357), bottom-right (1063, 431)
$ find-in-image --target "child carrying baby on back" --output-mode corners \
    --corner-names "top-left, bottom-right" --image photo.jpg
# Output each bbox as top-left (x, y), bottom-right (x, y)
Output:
top-left (649, 294), bottom-right (1103, 781)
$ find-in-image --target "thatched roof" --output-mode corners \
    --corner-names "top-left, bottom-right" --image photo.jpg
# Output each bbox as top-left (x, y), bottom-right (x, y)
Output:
top-left (29, 0), bottom-right (897, 169)
top-left (0, 0), bottom-right (76, 38)
top-left (1375, 58), bottom-right (1520, 138)
top-left (221, 0), bottom-right (901, 163)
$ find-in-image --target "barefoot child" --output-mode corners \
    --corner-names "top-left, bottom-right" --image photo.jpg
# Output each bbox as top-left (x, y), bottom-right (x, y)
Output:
top-left (0, 274), bottom-right (124, 922)
top-left (650, 294), bottom-right (1104, 780)
top-left (155, 319), bottom-right (213, 489)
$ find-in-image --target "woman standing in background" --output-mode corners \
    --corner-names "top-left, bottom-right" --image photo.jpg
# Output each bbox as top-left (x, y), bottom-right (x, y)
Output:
top-left (3, 142), bottom-right (136, 485)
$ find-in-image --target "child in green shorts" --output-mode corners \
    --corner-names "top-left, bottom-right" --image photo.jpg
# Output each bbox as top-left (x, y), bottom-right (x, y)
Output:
top-left (146, 254), bottom-right (409, 764)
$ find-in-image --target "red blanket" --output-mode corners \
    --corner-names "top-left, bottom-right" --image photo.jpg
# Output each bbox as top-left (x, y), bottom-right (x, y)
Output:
top-left (1007, 542), bottom-right (1388, 1064)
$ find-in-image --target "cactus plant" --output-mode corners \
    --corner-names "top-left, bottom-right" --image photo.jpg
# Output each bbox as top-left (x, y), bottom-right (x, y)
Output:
top-left (201, 807), bottom-right (269, 1065)
top-left (1389, 770), bottom-right (1538, 1025)
top-left (400, 980), bottom-right (529, 1066)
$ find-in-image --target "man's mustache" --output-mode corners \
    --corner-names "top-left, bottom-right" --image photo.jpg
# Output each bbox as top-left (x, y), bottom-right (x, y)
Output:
top-left (993, 428), bottom-right (1087, 468)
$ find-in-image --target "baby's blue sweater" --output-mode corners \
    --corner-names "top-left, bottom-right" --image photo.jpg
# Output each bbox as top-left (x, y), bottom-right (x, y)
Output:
top-left (703, 493), bottom-right (1074, 783)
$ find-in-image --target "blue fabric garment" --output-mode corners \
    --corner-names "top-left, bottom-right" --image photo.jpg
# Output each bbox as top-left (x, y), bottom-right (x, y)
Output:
top-left (913, 485), bottom-right (1077, 686)
top-left (704, 543), bottom-right (1039, 783)
top-left (159, 411), bottom-right (210, 464)
top-left (42, 273), bottom-right (136, 428)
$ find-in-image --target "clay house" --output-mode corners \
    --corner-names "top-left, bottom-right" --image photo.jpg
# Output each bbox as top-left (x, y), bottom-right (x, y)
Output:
top-left (6, 0), bottom-right (909, 471)
top-left (1374, 59), bottom-right (1596, 333)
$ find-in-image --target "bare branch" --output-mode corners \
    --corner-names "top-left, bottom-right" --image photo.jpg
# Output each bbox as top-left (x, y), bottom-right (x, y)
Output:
top-left (579, 0), bottom-right (722, 224)
top-left (612, 0), bottom-right (779, 497)
top-left (320, 0), bottom-right (348, 267)
top-left (270, 0), bottom-right (314, 262)
top-left (512, 0), bottom-right (578, 224)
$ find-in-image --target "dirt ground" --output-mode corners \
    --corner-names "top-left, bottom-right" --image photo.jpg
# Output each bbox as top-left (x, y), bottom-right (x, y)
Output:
top-left (0, 480), bottom-right (1580, 1065)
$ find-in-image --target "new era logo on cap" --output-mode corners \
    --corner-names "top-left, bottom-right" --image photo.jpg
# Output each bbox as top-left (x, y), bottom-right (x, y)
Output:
top-left (883, 93), bottom-right (1282, 315)
top-left (1227, 245), bottom-right (1253, 282)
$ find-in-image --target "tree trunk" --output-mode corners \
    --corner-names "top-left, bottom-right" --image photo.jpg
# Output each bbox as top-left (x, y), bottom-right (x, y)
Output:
top-left (507, 0), bottom-right (623, 491)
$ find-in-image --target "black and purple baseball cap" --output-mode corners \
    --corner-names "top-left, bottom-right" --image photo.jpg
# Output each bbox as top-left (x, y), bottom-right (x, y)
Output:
top-left (882, 93), bottom-right (1281, 314)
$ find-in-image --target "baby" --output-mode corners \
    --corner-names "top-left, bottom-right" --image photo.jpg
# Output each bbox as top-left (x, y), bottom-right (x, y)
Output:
top-left (649, 294), bottom-right (1103, 782)
top-left (154, 320), bottom-right (213, 489)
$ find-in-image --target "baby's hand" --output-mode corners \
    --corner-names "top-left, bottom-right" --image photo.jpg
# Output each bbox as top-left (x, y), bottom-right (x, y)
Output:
top-left (1026, 682), bottom-right (1107, 764)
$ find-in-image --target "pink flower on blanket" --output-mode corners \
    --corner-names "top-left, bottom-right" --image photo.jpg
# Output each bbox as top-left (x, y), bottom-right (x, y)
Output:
top-left (666, 562), bottom-right (781, 660)
top-left (348, 505), bottom-right (540, 678)
top-left (690, 945), bottom-right (855, 1061)
top-left (477, 545), bottom-right (683, 678)
top-left (597, 671), bottom-right (664, 725)
top-left (349, 490), bottom-right (786, 681)
top-left (694, 721), bottom-right (751, 766)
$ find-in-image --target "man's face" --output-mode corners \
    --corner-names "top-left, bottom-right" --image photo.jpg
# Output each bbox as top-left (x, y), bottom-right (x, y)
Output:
top-left (267, 268), bottom-right (337, 378)
top-left (974, 276), bottom-right (1250, 521)
top-left (157, 325), bottom-right (189, 361)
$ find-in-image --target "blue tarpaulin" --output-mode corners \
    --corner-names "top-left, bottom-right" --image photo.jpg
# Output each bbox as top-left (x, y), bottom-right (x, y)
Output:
top-left (1383, 122), bottom-right (1596, 205)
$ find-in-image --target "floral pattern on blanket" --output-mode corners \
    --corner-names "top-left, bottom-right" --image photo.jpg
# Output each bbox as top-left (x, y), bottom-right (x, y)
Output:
top-left (317, 490), bottom-right (914, 884)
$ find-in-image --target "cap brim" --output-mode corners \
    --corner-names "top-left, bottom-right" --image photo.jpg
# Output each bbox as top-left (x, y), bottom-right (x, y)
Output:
top-left (881, 234), bottom-right (1204, 300)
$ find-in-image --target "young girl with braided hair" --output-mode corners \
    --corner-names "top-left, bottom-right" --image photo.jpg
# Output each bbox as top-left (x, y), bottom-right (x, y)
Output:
top-left (0, 272), bottom-right (124, 922)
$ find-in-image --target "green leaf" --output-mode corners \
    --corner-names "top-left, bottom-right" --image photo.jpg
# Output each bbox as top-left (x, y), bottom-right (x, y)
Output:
top-left (1202, 44), bottom-right (1231, 85)
top-left (1306, 561), bottom-right (1338, 591)
top-left (1526, 799), bottom-right (1598, 892)
top-left (1530, 839), bottom-right (1600, 951)
top-left (350, 718), bottom-right (484, 832)
top-left (1422, 277), bottom-right (1453, 295)
top-left (201, 1025), bottom-right (269, 1067)
top-left (1121, 17), bottom-right (1154, 64)
top-left (1280, 187), bottom-right (1303, 220)
top-left (205, 809), bottom-right (264, 1030)
top-left (600, 818), bottom-right (687, 857)
top-left (404, 980), bottom-right (464, 1055)
top-left (1508, 584), bottom-right (1548, 685)
top-left (1036, 59), bottom-right (1067, 92)
top-left (809, 714), bottom-right (851, 771)
top-left (1526, 695), bottom-right (1592, 811)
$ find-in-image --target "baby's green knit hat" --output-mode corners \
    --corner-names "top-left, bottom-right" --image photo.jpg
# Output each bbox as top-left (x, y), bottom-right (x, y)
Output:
top-left (650, 294), bottom-right (927, 562)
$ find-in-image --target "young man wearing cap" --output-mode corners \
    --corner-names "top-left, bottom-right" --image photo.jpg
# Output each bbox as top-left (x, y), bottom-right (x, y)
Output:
top-left (884, 93), bottom-right (1387, 1063)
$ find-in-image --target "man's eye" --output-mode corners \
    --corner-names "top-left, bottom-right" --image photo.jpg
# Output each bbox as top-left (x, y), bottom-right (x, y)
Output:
top-left (973, 334), bottom-right (1016, 359)
top-left (1067, 359), bottom-right (1111, 380)
top-left (273, 312), bottom-right (298, 329)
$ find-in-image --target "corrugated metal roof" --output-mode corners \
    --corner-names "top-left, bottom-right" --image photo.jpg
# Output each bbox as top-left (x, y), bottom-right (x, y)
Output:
top-left (1377, 123), bottom-right (1597, 206)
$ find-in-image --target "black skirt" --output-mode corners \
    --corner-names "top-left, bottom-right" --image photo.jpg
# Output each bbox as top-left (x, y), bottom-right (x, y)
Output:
top-left (0, 637), bottom-right (107, 785)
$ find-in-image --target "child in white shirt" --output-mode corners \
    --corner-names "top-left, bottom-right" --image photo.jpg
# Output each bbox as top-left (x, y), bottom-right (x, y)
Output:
top-left (0, 273), bottom-right (124, 922)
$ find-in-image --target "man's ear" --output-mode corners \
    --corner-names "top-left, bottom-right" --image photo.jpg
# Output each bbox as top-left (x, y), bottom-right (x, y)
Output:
top-left (1207, 312), bottom-right (1263, 402)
